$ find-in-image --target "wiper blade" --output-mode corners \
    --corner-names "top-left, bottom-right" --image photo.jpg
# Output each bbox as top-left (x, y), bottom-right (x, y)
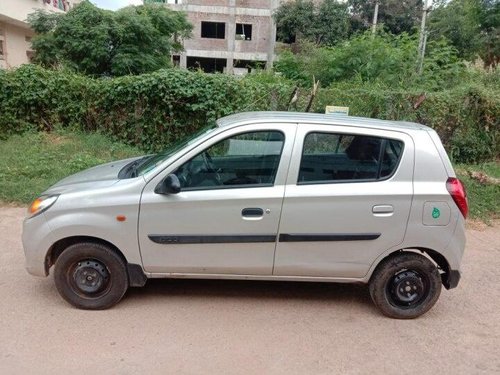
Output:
top-left (118, 156), bottom-right (151, 179)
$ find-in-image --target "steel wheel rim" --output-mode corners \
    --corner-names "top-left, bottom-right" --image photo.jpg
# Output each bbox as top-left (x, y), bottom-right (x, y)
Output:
top-left (68, 258), bottom-right (111, 298)
top-left (387, 269), bottom-right (429, 308)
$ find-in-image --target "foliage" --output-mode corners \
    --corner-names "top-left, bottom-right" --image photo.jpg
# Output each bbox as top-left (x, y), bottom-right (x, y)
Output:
top-left (0, 65), bottom-right (498, 164)
top-left (275, 32), bottom-right (466, 89)
top-left (429, 0), bottom-right (500, 67)
top-left (274, 0), bottom-right (351, 45)
top-left (28, 0), bottom-right (192, 76)
top-left (0, 130), bottom-right (141, 203)
top-left (0, 65), bottom-right (292, 151)
top-left (310, 84), bottom-right (499, 163)
top-left (348, 0), bottom-right (423, 34)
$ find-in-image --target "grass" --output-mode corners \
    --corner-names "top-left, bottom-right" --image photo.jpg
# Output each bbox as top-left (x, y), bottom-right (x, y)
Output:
top-left (455, 162), bottom-right (500, 223)
top-left (0, 130), bottom-right (141, 203)
top-left (0, 130), bottom-right (498, 223)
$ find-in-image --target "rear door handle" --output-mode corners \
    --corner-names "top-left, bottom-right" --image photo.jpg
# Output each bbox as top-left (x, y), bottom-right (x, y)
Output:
top-left (372, 205), bottom-right (394, 216)
top-left (242, 208), bottom-right (264, 217)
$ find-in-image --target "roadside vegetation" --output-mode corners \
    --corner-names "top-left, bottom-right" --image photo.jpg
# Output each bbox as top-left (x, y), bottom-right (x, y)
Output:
top-left (0, 130), bottom-right (140, 203)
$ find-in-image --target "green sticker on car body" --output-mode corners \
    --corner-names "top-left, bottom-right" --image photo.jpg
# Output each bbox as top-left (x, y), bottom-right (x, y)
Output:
top-left (432, 207), bottom-right (440, 219)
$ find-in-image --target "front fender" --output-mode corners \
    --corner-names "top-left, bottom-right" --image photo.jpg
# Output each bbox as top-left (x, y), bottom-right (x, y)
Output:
top-left (44, 209), bottom-right (142, 267)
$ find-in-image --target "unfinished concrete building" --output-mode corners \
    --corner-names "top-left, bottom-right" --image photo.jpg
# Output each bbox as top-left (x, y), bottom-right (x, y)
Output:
top-left (161, 0), bottom-right (280, 74)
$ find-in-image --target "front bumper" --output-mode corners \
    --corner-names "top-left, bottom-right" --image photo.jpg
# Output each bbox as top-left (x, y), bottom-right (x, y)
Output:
top-left (22, 213), bottom-right (55, 277)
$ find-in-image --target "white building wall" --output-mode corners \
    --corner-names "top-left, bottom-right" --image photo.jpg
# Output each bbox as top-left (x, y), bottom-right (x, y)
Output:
top-left (0, 0), bottom-right (81, 69)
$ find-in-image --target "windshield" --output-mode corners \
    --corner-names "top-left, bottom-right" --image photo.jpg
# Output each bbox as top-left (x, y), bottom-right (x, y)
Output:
top-left (135, 125), bottom-right (215, 176)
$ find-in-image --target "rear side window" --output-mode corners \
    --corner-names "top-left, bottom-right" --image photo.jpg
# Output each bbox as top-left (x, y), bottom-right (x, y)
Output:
top-left (298, 132), bottom-right (404, 184)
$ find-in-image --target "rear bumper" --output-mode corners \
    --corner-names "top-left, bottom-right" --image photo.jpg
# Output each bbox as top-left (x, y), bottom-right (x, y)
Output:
top-left (443, 270), bottom-right (461, 289)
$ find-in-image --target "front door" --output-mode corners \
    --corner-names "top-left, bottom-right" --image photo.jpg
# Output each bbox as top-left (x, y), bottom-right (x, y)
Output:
top-left (138, 123), bottom-right (296, 275)
top-left (274, 124), bottom-right (414, 279)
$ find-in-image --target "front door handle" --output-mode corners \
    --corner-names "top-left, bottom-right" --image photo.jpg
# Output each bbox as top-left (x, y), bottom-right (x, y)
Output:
top-left (242, 208), bottom-right (264, 217)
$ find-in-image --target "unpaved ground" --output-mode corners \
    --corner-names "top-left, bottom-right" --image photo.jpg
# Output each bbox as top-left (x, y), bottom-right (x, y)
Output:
top-left (1, 207), bottom-right (499, 374)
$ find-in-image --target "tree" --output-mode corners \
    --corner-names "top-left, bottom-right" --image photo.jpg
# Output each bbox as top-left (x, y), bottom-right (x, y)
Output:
top-left (348, 0), bottom-right (424, 35)
top-left (274, 0), bottom-right (351, 46)
top-left (28, 0), bottom-right (192, 76)
top-left (478, 0), bottom-right (500, 68)
top-left (428, 0), bottom-right (499, 67)
top-left (274, 31), bottom-right (465, 89)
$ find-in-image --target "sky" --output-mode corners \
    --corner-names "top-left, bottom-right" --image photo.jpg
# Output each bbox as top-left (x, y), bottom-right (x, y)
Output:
top-left (91, 0), bottom-right (143, 11)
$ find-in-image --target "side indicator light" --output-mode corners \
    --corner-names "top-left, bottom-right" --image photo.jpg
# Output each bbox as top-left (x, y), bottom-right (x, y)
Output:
top-left (116, 215), bottom-right (126, 222)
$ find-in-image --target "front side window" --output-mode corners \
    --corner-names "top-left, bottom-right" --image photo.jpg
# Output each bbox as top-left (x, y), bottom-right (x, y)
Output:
top-left (175, 131), bottom-right (285, 190)
top-left (298, 132), bottom-right (403, 184)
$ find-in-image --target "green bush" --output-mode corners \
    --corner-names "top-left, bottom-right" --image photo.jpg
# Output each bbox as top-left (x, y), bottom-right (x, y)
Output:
top-left (311, 84), bottom-right (499, 163)
top-left (0, 64), bottom-right (498, 163)
top-left (0, 65), bottom-right (291, 151)
top-left (274, 33), bottom-right (468, 90)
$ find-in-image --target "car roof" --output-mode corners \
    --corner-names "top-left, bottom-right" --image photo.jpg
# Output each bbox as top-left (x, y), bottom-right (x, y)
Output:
top-left (216, 111), bottom-right (430, 132)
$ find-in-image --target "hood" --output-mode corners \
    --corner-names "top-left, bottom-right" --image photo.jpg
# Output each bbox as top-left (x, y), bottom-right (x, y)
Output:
top-left (44, 156), bottom-right (144, 195)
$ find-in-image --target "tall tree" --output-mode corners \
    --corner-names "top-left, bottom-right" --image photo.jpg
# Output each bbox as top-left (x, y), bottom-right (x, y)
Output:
top-left (478, 0), bottom-right (500, 67)
top-left (274, 0), bottom-right (351, 46)
top-left (348, 0), bottom-right (424, 35)
top-left (428, 0), bottom-right (499, 66)
top-left (28, 0), bottom-right (192, 76)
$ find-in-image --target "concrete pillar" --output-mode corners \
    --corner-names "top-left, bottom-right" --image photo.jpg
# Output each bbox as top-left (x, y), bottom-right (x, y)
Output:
top-left (267, 0), bottom-right (278, 70)
top-left (180, 52), bottom-right (187, 69)
top-left (226, 0), bottom-right (236, 74)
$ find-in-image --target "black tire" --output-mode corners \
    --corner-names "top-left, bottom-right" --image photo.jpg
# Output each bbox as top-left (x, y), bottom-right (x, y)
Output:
top-left (54, 242), bottom-right (128, 310)
top-left (369, 252), bottom-right (442, 319)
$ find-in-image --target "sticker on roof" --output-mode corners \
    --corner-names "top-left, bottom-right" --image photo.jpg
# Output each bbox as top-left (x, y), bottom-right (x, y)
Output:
top-left (325, 106), bottom-right (349, 116)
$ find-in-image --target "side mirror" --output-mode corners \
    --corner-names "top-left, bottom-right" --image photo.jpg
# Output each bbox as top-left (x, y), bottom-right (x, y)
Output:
top-left (155, 174), bottom-right (181, 195)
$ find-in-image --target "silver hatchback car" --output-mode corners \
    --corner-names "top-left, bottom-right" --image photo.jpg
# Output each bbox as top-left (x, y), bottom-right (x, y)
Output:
top-left (23, 112), bottom-right (467, 318)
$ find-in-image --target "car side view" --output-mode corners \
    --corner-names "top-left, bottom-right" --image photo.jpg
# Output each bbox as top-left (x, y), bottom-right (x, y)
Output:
top-left (22, 112), bottom-right (467, 318)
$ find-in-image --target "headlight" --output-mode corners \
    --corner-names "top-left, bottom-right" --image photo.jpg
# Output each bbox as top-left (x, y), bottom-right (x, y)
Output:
top-left (27, 195), bottom-right (59, 218)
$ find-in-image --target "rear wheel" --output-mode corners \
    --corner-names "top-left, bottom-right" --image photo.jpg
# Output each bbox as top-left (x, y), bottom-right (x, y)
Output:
top-left (54, 242), bottom-right (128, 310)
top-left (369, 252), bottom-right (442, 319)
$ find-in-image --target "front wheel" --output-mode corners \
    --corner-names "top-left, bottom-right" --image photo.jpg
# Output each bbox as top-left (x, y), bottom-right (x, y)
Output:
top-left (54, 242), bottom-right (128, 310)
top-left (369, 252), bottom-right (442, 319)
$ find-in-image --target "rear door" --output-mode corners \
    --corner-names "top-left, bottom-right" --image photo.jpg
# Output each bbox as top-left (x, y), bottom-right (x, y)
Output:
top-left (274, 124), bottom-right (414, 278)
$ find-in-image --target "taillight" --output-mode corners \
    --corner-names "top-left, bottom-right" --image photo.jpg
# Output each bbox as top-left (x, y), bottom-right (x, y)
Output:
top-left (446, 177), bottom-right (468, 218)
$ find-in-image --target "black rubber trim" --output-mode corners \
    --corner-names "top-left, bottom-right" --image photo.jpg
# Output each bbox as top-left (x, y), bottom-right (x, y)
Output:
top-left (279, 233), bottom-right (381, 242)
top-left (442, 270), bottom-right (461, 289)
top-left (127, 263), bottom-right (147, 287)
top-left (148, 235), bottom-right (277, 244)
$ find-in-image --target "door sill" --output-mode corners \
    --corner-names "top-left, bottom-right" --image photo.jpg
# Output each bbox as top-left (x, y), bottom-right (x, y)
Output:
top-left (147, 272), bottom-right (366, 284)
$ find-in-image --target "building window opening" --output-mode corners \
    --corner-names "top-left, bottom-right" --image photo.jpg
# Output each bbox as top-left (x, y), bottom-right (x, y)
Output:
top-left (0, 31), bottom-right (4, 60)
top-left (172, 55), bottom-right (180, 67)
top-left (201, 22), bottom-right (225, 39)
top-left (144, 0), bottom-right (183, 3)
top-left (236, 24), bottom-right (252, 41)
top-left (233, 60), bottom-right (265, 74)
top-left (187, 57), bottom-right (227, 74)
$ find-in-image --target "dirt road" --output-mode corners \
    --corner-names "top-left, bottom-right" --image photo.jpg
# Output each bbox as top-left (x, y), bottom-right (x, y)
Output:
top-left (1, 207), bottom-right (499, 374)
